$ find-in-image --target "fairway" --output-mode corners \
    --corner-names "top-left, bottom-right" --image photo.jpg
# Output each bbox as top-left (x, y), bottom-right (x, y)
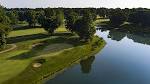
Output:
top-left (0, 26), bottom-right (70, 83)
top-left (9, 28), bottom-right (46, 37)
top-left (0, 24), bottom-right (105, 84)
top-left (1, 1), bottom-right (150, 84)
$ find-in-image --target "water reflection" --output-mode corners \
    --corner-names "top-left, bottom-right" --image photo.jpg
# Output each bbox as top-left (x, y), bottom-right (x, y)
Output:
top-left (127, 34), bottom-right (150, 45)
top-left (45, 28), bottom-right (150, 84)
top-left (98, 27), bottom-right (150, 45)
top-left (108, 30), bottom-right (126, 41)
top-left (80, 56), bottom-right (95, 74)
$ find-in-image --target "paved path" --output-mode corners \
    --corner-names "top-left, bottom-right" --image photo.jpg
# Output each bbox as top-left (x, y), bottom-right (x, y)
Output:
top-left (0, 44), bottom-right (17, 54)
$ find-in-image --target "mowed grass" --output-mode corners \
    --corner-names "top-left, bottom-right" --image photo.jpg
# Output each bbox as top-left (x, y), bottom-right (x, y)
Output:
top-left (95, 18), bottom-right (110, 25)
top-left (4, 36), bottom-right (105, 84)
top-left (9, 28), bottom-right (46, 37)
top-left (0, 26), bottom-right (69, 84)
top-left (0, 50), bottom-right (30, 83)
top-left (0, 25), bottom-right (105, 84)
top-left (9, 25), bottom-right (68, 38)
top-left (55, 25), bottom-right (68, 32)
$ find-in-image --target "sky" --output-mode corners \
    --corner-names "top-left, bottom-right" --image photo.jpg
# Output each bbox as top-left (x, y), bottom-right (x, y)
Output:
top-left (0, 0), bottom-right (150, 8)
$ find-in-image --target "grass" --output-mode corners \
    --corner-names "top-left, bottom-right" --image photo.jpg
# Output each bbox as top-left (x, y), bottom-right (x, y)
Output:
top-left (3, 36), bottom-right (105, 84)
top-left (0, 50), bottom-right (30, 83)
top-left (0, 24), bottom-right (105, 84)
top-left (9, 28), bottom-right (46, 37)
top-left (95, 18), bottom-right (110, 25)
top-left (0, 45), bottom-right (12, 51)
top-left (55, 25), bottom-right (68, 32)
top-left (0, 27), bottom-right (49, 84)
top-left (0, 26), bottom-right (70, 84)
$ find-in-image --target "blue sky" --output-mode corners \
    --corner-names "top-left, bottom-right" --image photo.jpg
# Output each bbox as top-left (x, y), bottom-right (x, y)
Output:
top-left (0, 0), bottom-right (150, 8)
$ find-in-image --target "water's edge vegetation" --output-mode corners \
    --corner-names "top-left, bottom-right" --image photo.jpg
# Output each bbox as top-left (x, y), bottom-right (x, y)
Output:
top-left (3, 36), bottom-right (106, 84)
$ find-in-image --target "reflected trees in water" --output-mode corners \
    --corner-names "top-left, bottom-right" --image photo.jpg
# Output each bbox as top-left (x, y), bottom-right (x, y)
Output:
top-left (80, 56), bottom-right (95, 74)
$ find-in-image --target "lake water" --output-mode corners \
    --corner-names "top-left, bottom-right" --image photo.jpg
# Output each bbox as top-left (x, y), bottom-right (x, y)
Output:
top-left (45, 29), bottom-right (150, 84)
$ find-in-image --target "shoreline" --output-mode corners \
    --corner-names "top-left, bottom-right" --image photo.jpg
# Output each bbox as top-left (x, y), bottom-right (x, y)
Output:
top-left (3, 36), bottom-right (106, 84)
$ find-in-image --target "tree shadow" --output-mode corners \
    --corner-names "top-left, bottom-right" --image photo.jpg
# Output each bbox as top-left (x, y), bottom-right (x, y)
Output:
top-left (7, 33), bottom-right (49, 44)
top-left (53, 32), bottom-right (74, 37)
top-left (7, 32), bottom-right (75, 44)
top-left (7, 36), bottom-right (80, 60)
top-left (12, 25), bottom-right (42, 31)
top-left (7, 43), bottom-right (48, 60)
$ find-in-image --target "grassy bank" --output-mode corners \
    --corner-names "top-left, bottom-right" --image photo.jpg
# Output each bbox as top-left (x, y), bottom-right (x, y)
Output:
top-left (0, 26), bottom-right (68, 83)
top-left (0, 27), bottom-right (48, 84)
top-left (3, 36), bottom-right (105, 84)
top-left (0, 24), bottom-right (105, 84)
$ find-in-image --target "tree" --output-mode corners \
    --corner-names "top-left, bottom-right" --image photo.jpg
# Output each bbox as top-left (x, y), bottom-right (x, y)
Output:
top-left (25, 10), bottom-right (37, 27)
top-left (38, 8), bottom-right (64, 35)
top-left (6, 11), bottom-right (18, 25)
top-left (128, 10), bottom-right (150, 26)
top-left (0, 6), bottom-right (11, 49)
top-left (83, 9), bottom-right (97, 21)
top-left (0, 24), bottom-right (11, 49)
top-left (97, 8), bottom-right (108, 18)
top-left (18, 11), bottom-right (26, 21)
top-left (65, 10), bottom-right (78, 32)
top-left (0, 6), bottom-right (11, 24)
top-left (74, 11), bottom-right (96, 41)
top-left (109, 9), bottom-right (127, 27)
top-left (55, 9), bottom-right (64, 27)
top-left (65, 10), bottom-right (96, 41)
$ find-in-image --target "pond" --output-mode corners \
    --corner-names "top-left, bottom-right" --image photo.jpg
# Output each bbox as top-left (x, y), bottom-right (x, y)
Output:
top-left (45, 28), bottom-right (150, 84)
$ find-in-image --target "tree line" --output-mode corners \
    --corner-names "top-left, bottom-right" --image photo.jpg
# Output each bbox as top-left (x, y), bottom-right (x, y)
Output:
top-left (1, 7), bottom-right (150, 49)
top-left (0, 7), bottom-right (98, 49)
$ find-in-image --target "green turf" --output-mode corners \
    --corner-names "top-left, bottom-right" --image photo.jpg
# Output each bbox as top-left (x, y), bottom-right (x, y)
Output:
top-left (9, 28), bottom-right (46, 37)
top-left (0, 26), bottom-right (71, 84)
top-left (95, 18), bottom-right (110, 25)
top-left (0, 25), bottom-right (105, 84)
top-left (55, 25), bottom-right (68, 32)
top-left (0, 45), bottom-right (12, 51)
top-left (3, 36), bottom-right (105, 84)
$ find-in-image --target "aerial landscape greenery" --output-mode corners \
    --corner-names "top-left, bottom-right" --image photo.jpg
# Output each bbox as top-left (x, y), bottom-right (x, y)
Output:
top-left (1, 3), bottom-right (150, 84)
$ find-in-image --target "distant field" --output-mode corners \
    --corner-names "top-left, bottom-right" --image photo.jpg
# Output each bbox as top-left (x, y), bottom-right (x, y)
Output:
top-left (9, 28), bottom-right (46, 37)
top-left (95, 18), bottom-right (110, 25)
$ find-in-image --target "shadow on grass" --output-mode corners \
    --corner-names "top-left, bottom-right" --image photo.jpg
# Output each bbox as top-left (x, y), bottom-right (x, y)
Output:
top-left (53, 32), bottom-right (74, 36)
top-left (8, 32), bottom-right (74, 44)
top-left (7, 44), bottom-right (47, 60)
top-left (13, 25), bottom-right (42, 31)
top-left (8, 36), bottom-right (82, 60)
top-left (8, 33), bottom-right (49, 44)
